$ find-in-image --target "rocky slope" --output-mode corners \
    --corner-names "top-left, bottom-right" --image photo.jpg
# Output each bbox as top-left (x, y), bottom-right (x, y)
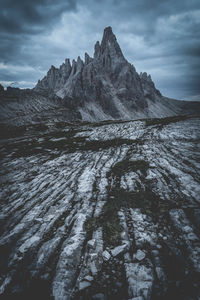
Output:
top-left (0, 88), bottom-right (81, 126)
top-left (0, 115), bottom-right (200, 300)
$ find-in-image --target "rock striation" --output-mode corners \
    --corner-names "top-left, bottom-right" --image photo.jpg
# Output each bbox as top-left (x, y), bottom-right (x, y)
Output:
top-left (0, 116), bottom-right (200, 299)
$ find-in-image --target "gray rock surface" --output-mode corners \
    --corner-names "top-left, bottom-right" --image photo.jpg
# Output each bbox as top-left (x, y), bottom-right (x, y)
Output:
top-left (79, 280), bottom-right (91, 291)
top-left (125, 262), bottom-right (154, 299)
top-left (84, 275), bottom-right (94, 282)
top-left (111, 243), bottom-right (129, 257)
top-left (102, 250), bottom-right (111, 261)
top-left (87, 239), bottom-right (96, 249)
top-left (0, 116), bottom-right (199, 299)
top-left (135, 250), bottom-right (146, 261)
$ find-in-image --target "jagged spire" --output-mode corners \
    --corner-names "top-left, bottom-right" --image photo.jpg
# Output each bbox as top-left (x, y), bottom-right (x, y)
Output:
top-left (65, 58), bottom-right (71, 67)
top-left (48, 65), bottom-right (56, 73)
top-left (85, 52), bottom-right (93, 65)
top-left (77, 56), bottom-right (84, 70)
top-left (100, 26), bottom-right (124, 58)
top-left (71, 59), bottom-right (77, 75)
top-left (101, 26), bottom-right (115, 46)
top-left (94, 41), bottom-right (101, 59)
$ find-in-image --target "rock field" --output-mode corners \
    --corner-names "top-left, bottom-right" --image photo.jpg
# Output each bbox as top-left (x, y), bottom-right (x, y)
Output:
top-left (0, 116), bottom-right (200, 300)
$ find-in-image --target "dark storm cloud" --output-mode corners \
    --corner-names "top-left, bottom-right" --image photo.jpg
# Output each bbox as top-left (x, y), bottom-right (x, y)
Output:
top-left (85, 0), bottom-right (199, 38)
top-left (0, 0), bottom-right (76, 34)
top-left (0, 0), bottom-right (77, 86)
top-left (0, 0), bottom-right (199, 100)
top-left (0, 0), bottom-right (77, 64)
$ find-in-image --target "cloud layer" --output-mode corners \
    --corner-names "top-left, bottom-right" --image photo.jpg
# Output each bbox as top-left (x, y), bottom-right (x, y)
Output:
top-left (0, 0), bottom-right (200, 100)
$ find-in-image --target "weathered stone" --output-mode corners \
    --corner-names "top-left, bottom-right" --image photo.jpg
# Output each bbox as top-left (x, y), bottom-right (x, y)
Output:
top-left (125, 262), bottom-right (154, 299)
top-left (84, 275), bottom-right (94, 282)
top-left (135, 250), bottom-right (146, 261)
top-left (183, 225), bottom-right (192, 233)
top-left (102, 250), bottom-right (111, 261)
top-left (111, 243), bottom-right (129, 257)
top-left (79, 281), bottom-right (91, 291)
top-left (88, 239), bottom-right (96, 249)
top-left (90, 261), bottom-right (98, 275)
top-left (187, 233), bottom-right (198, 241)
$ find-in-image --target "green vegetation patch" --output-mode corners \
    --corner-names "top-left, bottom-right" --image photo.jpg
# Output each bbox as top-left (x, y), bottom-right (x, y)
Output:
top-left (4, 128), bottom-right (139, 159)
top-left (85, 187), bottom-right (175, 247)
top-left (111, 188), bottom-right (172, 219)
top-left (80, 138), bottom-right (134, 152)
top-left (145, 115), bottom-right (188, 127)
top-left (84, 197), bottom-right (123, 247)
top-left (110, 159), bottom-right (149, 177)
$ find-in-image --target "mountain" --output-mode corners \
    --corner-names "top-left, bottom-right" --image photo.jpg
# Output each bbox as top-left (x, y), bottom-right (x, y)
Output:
top-left (34, 26), bottom-right (199, 122)
top-left (0, 26), bottom-right (199, 126)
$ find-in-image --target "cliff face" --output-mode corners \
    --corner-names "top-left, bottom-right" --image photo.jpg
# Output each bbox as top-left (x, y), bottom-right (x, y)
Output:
top-left (35, 59), bottom-right (72, 93)
top-left (34, 27), bottom-right (182, 121)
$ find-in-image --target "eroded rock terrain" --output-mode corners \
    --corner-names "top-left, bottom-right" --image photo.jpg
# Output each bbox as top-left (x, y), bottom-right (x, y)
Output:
top-left (0, 116), bottom-right (200, 300)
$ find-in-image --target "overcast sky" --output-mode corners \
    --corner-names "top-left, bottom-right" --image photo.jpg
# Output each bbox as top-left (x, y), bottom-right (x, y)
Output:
top-left (0, 0), bottom-right (200, 100)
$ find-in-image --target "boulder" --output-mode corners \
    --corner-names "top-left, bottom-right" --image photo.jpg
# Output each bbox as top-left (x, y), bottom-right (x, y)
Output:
top-left (102, 250), bottom-right (111, 261)
top-left (134, 250), bottom-right (146, 261)
top-left (111, 242), bottom-right (129, 257)
top-left (79, 280), bottom-right (91, 291)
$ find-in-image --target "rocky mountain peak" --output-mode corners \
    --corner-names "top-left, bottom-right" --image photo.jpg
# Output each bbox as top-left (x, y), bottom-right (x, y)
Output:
top-left (77, 56), bottom-right (84, 70)
top-left (94, 41), bottom-right (101, 59)
top-left (101, 26), bottom-right (115, 48)
top-left (100, 26), bottom-right (125, 59)
top-left (60, 59), bottom-right (71, 74)
top-left (34, 26), bottom-right (167, 120)
top-left (140, 72), bottom-right (152, 82)
top-left (85, 52), bottom-right (93, 65)
top-left (64, 58), bottom-right (71, 68)
top-left (48, 65), bottom-right (57, 74)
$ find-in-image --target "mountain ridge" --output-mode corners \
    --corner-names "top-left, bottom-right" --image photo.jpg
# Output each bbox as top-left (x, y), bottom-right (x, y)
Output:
top-left (33, 26), bottom-right (198, 122)
top-left (0, 26), bottom-right (200, 125)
